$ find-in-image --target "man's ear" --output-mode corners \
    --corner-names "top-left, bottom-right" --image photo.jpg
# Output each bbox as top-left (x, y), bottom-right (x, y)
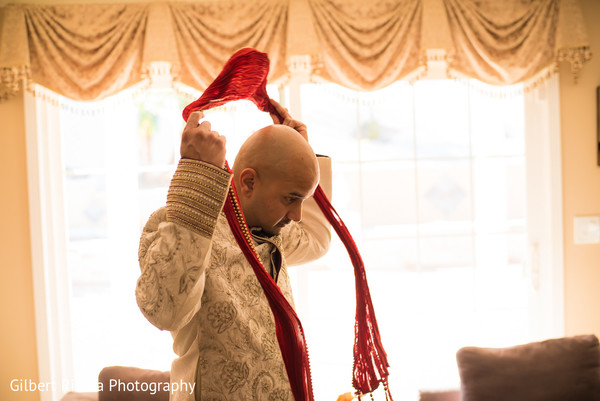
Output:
top-left (239, 168), bottom-right (257, 197)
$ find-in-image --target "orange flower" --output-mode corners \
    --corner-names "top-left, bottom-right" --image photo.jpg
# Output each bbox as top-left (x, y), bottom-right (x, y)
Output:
top-left (336, 392), bottom-right (356, 401)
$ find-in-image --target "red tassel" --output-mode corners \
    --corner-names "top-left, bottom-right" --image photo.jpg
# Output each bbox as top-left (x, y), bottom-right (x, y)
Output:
top-left (313, 186), bottom-right (393, 400)
top-left (183, 48), bottom-right (392, 400)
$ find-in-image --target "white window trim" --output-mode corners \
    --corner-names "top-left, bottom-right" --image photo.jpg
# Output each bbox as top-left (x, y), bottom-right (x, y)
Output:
top-left (524, 73), bottom-right (565, 338)
top-left (25, 86), bottom-right (75, 401)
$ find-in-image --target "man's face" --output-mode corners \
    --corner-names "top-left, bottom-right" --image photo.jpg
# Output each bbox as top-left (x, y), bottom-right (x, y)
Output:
top-left (248, 169), bottom-right (318, 236)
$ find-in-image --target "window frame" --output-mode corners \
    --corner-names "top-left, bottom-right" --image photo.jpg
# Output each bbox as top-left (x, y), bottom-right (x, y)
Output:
top-left (25, 85), bottom-right (75, 401)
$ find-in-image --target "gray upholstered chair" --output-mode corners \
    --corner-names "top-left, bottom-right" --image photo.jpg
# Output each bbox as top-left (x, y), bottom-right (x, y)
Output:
top-left (456, 334), bottom-right (600, 401)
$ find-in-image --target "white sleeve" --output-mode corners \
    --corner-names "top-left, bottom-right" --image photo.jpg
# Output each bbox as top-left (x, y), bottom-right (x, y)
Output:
top-left (136, 159), bottom-right (231, 331)
top-left (282, 156), bottom-right (333, 266)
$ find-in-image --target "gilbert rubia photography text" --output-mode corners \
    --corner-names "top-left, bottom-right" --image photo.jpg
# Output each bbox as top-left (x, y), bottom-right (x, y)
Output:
top-left (10, 378), bottom-right (196, 395)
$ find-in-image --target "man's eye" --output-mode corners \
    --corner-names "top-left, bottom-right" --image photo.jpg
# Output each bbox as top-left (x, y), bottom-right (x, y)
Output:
top-left (285, 197), bottom-right (297, 204)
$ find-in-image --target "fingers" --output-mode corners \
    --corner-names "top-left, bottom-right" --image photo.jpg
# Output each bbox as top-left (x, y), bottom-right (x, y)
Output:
top-left (199, 120), bottom-right (211, 132)
top-left (268, 99), bottom-right (309, 141)
top-left (269, 112), bottom-right (280, 125)
top-left (180, 120), bottom-right (227, 167)
top-left (280, 116), bottom-right (306, 132)
top-left (269, 99), bottom-right (293, 126)
top-left (269, 98), bottom-right (290, 119)
top-left (185, 110), bottom-right (205, 127)
top-left (210, 130), bottom-right (224, 143)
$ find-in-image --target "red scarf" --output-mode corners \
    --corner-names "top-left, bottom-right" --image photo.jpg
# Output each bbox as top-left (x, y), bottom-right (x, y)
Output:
top-left (183, 48), bottom-right (392, 401)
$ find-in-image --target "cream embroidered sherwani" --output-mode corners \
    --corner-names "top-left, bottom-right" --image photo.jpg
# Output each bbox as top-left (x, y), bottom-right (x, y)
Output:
top-left (136, 157), bottom-right (332, 401)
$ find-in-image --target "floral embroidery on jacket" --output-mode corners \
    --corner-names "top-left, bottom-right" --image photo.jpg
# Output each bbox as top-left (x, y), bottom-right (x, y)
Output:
top-left (268, 389), bottom-right (290, 401)
top-left (207, 301), bottom-right (238, 334)
top-left (221, 360), bottom-right (250, 393)
top-left (179, 265), bottom-right (202, 294)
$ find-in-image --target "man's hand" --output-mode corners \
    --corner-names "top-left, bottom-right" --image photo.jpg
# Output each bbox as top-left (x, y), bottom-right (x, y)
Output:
top-left (269, 99), bottom-right (308, 142)
top-left (180, 111), bottom-right (226, 168)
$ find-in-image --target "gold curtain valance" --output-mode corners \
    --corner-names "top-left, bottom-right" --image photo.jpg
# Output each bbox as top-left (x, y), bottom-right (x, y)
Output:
top-left (0, 0), bottom-right (592, 102)
top-left (443, 0), bottom-right (591, 85)
top-left (307, 0), bottom-right (423, 90)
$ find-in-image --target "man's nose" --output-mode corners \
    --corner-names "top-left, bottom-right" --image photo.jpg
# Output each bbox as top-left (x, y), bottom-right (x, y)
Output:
top-left (287, 203), bottom-right (303, 222)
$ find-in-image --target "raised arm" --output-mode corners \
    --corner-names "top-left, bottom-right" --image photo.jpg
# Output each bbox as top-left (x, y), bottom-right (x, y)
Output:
top-left (268, 99), bottom-right (333, 264)
top-left (282, 156), bottom-right (332, 265)
top-left (136, 112), bottom-right (231, 331)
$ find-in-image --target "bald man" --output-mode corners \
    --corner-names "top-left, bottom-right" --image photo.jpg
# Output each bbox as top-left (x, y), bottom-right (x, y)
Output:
top-left (136, 100), bottom-right (332, 401)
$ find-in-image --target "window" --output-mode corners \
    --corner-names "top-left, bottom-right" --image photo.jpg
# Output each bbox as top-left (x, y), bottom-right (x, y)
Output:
top-left (26, 75), bottom-right (563, 401)
top-left (291, 80), bottom-right (530, 399)
top-left (60, 90), bottom-right (182, 390)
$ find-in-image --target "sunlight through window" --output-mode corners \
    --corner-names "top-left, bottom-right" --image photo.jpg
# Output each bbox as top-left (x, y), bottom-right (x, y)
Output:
top-left (58, 80), bottom-right (529, 400)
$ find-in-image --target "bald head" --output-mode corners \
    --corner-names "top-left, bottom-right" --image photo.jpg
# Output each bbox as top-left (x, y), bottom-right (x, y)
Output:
top-left (232, 124), bottom-right (320, 234)
top-left (233, 125), bottom-right (319, 187)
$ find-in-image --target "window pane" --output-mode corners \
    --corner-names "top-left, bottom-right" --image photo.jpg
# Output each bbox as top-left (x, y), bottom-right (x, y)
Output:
top-left (360, 161), bottom-right (417, 238)
top-left (301, 269), bottom-right (355, 401)
top-left (330, 162), bottom-right (362, 235)
top-left (475, 232), bottom-right (526, 272)
top-left (417, 159), bottom-right (473, 235)
top-left (362, 238), bottom-right (419, 271)
top-left (62, 108), bottom-right (107, 170)
top-left (470, 85), bottom-right (525, 157)
top-left (473, 307), bottom-right (530, 347)
top-left (68, 239), bottom-right (110, 296)
top-left (473, 158), bottom-right (525, 233)
top-left (413, 80), bottom-right (470, 158)
top-left (357, 82), bottom-right (414, 161)
top-left (65, 174), bottom-right (108, 240)
top-left (420, 235), bottom-right (474, 269)
top-left (301, 84), bottom-right (359, 162)
top-left (138, 171), bottom-right (173, 229)
top-left (369, 268), bottom-right (476, 398)
top-left (475, 261), bottom-right (528, 309)
top-left (135, 93), bottom-right (182, 167)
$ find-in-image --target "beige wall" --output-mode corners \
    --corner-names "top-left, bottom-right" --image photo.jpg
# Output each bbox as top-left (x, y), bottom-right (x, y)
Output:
top-left (0, 1), bottom-right (599, 400)
top-left (560, 0), bottom-right (600, 337)
top-left (0, 10), bottom-right (39, 401)
top-left (0, 89), bottom-right (40, 400)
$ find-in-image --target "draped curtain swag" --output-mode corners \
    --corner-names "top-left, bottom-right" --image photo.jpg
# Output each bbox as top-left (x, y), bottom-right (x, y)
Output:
top-left (443, 0), bottom-right (591, 85)
top-left (308, 0), bottom-right (423, 90)
top-left (169, 1), bottom-right (288, 90)
top-left (27, 4), bottom-right (147, 101)
top-left (0, 0), bottom-right (591, 102)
